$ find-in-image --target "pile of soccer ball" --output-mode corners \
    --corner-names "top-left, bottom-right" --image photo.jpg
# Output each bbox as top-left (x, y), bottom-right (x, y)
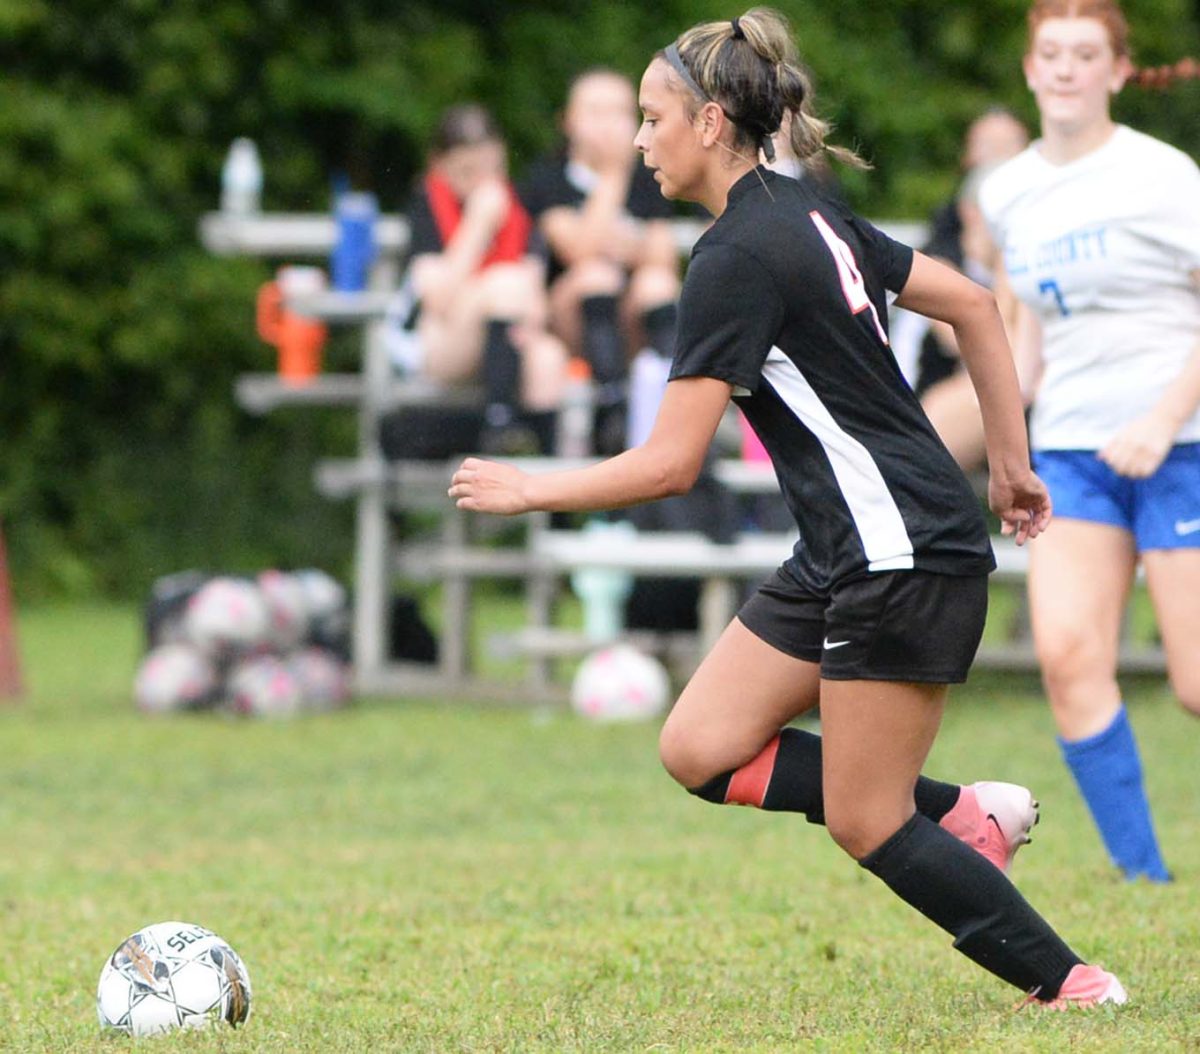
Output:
top-left (133, 568), bottom-right (352, 717)
top-left (97, 921), bottom-right (251, 1037)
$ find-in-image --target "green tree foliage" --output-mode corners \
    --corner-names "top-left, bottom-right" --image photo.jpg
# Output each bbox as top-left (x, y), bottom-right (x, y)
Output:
top-left (2, 0), bottom-right (1197, 597)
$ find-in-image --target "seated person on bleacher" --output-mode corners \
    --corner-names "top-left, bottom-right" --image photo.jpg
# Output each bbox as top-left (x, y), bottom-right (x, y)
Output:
top-left (393, 103), bottom-right (568, 456)
top-left (519, 69), bottom-right (681, 455)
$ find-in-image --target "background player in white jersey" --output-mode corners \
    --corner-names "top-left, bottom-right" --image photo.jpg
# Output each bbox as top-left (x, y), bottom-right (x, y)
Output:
top-left (452, 7), bottom-right (1125, 1010)
top-left (980, 0), bottom-right (1200, 884)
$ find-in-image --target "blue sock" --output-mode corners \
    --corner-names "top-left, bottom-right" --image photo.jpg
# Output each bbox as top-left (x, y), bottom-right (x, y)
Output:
top-left (1058, 704), bottom-right (1171, 882)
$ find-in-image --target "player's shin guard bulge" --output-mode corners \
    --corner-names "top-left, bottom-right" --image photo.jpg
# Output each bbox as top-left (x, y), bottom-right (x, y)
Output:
top-left (861, 814), bottom-right (1081, 997)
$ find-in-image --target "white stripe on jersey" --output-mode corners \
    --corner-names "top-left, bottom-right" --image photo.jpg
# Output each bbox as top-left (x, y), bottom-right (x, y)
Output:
top-left (762, 347), bottom-right (915, 572)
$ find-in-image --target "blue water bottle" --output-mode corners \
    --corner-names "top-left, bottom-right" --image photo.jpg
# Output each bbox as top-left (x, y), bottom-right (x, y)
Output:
top-left (331, 191), bottom-right (378, 291)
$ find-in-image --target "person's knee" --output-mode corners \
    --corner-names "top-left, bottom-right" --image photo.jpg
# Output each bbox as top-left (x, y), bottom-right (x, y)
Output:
top-left (824, 813), bottom-right (877, 861)
top-left (409, 255), bottom-right (446, 296)
top-left (561, 260), bottom-right (624, 300)
top-left (1036, 622), bottom-right (1110, 694)
top-left (1171, 673), bottom-right (1200, 717)
top-left (1178, 696), bottom-right (1200, 719)
top-left (823, 798), bottom-right (905, 862)
top-left (518, 334), bottom-right (569, 409)
top-left (658, 719), bottom-right (700, 787)
top-left (479, 263), bottom-right (544, 317)
top-left (627, 264), bottom-right (680, 311)
top-left (658, 717), bottom-right (728, 790)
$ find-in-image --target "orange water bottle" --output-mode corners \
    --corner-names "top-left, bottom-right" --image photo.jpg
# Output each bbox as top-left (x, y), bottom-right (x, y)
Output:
top-left (255, 266), bottom-right (328, 385)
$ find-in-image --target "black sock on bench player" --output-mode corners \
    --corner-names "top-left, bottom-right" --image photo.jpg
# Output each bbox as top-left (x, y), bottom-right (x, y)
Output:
top-left (482, 318), bottom-right (521, 430)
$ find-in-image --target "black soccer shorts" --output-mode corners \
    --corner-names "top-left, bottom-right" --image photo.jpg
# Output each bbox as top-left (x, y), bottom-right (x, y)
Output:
top-left (737, 566), bottom-right (988, 683)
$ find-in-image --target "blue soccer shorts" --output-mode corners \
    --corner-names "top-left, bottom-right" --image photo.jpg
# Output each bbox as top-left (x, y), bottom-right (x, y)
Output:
top-left (1033, 442), bottom-right (1200, 552)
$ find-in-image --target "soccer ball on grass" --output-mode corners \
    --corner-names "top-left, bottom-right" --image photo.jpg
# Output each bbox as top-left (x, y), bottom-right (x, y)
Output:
top-left (570, 642), bottom-right (671, 722)
top-left (96, 921), bottom-right (251, 1037)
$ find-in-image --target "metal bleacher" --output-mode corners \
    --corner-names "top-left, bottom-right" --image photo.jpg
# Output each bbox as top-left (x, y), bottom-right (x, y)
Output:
top-left (200, 210), bottom-right (1165, 701)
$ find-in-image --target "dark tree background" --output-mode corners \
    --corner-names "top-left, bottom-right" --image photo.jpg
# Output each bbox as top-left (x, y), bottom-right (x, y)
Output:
top-left (2, 0), bottom-right (1197, 597)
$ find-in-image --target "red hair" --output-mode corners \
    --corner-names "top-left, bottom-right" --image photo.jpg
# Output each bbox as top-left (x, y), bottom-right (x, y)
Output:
top-left (1027, 0), bottom-right (1130, 57)
top-left (1027, 0), bottom-right (1200, 89)
top-left (1130, 57), bottom-right (1200, 90)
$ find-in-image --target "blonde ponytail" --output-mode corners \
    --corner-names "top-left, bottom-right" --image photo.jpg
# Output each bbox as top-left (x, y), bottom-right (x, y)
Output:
top-left (667, 7), bottom-right (869, 171)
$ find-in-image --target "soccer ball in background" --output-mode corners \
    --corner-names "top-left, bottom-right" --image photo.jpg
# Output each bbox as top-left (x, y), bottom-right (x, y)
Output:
top-left (287, 647), bottom-right (351, 711)
top-left (137, 568), bottom-right (353, 717)
top-left (292, 567), bottom-right (351, 656)
top-left (256, 569), bottom-right (310, 653)
top-left (570, 643), bottom-right (671, 723)
top-left (227, 654), bottom-right (304, 718)
top-left (96, 921), bottom-right (251, 1037)
top-left (144, 570), bottom-right (210, 649)
top-left (184, 577), bottom-right (271, 659)
top-left (133, 643), bottom-right (218, 714)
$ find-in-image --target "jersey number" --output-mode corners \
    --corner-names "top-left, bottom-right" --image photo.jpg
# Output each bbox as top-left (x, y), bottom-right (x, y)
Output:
top-left (1038, 278), bottom-right (1071, 318)
top-left (809, 210), bottom-right (889, 346)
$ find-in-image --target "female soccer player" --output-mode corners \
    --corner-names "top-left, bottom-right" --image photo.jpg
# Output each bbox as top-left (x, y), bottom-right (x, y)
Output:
top-left (451, 9), bottom-right (1124, 1007)
top-left (980, 0), bottom-right (1200, 883)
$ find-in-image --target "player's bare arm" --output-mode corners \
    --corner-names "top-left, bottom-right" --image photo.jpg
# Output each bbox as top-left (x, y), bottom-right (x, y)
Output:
top-left (449, 376), bottom-right (731, 514)
top-left (1099, 268), bottom-right (1200, 478)
top-left (896, 251), bottom-right (1051, 542)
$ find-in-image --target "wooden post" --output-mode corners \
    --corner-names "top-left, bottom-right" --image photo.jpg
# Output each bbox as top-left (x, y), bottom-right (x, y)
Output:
top-left (0, 523), bottom-right (23, 700)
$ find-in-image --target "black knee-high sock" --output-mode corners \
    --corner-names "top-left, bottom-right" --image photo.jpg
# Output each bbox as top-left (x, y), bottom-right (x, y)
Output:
top-left (861, 814), bottom-right (1081, 997)
top-left (641, 301), bottom-right (678, 358)
top-left (581, 294), bottom-right (626, 392)
top-left (688, 727), bottom-right (960, 825)
top-left (482, 319), bottom-right (520, 427)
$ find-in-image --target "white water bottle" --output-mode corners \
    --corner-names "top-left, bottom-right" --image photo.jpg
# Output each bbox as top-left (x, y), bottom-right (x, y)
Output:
top-left (557, 359), bottom-right (595, 458)
top-left (221, 138), bottom-right (263, 214)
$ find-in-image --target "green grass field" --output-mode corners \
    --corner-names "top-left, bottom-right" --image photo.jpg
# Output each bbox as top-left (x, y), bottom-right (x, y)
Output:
top-left (2, 603), bottom-right (1198, 1052)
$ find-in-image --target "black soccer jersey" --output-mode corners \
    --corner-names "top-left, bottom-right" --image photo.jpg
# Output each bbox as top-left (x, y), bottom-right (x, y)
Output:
top-left (519, 154), bottom-right (674, 278)
top-left (670, 168), bottom-right (995, 590)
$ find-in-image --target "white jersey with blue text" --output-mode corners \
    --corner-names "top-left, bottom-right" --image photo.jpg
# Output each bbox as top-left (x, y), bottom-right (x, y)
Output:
top-left (980, 125), bottom-right (1200, 450)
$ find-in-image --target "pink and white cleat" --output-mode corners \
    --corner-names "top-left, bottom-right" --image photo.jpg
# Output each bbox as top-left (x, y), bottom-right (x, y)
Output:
top-left (1024, 964), bottom-right (1128, 1010)
top-left (939, 781), bottom-right (1039, 873)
